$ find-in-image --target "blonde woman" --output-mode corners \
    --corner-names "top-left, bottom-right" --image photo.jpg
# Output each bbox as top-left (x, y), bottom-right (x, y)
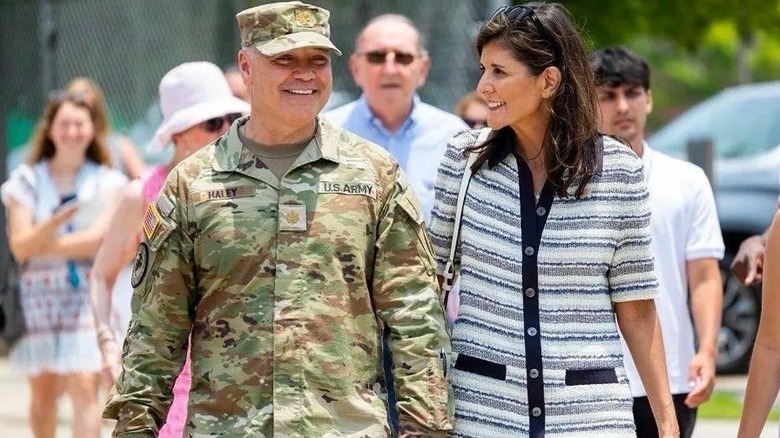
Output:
top-left (2, 92), bottom-right (126, 438)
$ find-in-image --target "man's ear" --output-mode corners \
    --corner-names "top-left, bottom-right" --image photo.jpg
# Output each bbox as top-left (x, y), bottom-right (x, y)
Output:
top-left (237, 50), bottom-right (251, 84)
top-left (540, 66), bottom-right (562, 99)
top-left (416, 54), bottom-right (431, 88)
top-left (646, 88), bottom-right (653, 115)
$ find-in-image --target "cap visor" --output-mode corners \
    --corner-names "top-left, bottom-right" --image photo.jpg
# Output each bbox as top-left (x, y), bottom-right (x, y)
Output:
top-left (257, 31), bottom-right (342, 57)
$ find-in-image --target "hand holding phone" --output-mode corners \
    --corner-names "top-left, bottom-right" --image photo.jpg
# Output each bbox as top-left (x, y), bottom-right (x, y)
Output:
top-left (53, 194), bottom-right (82, 224)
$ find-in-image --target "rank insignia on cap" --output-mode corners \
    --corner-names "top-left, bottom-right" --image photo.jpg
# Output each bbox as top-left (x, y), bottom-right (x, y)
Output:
top-left (279, 204), bottom-right (307, 232)
top-left (294, 9), bottom-right (315, 27)
top-left (142, 203), bottom-right (164, 241)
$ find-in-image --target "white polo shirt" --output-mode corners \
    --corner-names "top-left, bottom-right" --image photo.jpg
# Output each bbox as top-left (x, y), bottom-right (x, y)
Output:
top-left (621, 144), bottom-right (725, 397)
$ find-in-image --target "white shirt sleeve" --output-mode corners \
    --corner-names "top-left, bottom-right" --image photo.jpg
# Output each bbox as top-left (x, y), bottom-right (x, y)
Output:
top-left (686, 168), bottom-right (725, 260)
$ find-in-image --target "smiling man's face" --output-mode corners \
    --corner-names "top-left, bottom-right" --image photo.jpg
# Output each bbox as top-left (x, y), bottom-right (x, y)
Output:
top-left (242, 46), bottom-right (333, 127)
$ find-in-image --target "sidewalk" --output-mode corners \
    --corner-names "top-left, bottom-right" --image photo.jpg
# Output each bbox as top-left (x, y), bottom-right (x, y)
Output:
top-left (0, 357), bottom-right (114, 437)
top-left (0, 356), bottom-right (777, 437)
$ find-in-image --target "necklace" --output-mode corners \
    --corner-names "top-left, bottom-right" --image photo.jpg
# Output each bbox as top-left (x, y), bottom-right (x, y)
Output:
top-left (534, 190), bottom-right (542, 202)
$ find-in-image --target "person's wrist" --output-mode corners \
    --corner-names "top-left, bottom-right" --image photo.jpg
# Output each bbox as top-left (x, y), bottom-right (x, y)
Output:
top-left (697, 346), bottom-right (717, 358)
top-left (96, 324), bottom-right (115, 345)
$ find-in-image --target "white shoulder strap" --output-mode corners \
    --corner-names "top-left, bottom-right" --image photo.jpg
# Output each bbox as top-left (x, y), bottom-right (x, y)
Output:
top-left (442, 128), bottom-right (491, 310)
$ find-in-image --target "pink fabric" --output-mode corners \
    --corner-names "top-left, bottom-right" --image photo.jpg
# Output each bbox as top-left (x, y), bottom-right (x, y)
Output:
top-left (141, 164), bottom-right (169, 205)
top-left (158, 354), bottom-right (192, 437)
top-left (141, 165), bottom-right (191, 435)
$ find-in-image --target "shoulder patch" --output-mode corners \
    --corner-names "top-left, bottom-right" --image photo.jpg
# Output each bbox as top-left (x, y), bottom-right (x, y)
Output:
top-left (130, 243), bottom-right (150, 288)
top-left (142, 203), bottom-right (164, 241)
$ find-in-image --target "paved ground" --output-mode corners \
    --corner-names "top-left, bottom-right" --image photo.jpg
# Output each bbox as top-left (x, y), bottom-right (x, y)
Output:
top-left (0, 357), bottom-right (777, 437)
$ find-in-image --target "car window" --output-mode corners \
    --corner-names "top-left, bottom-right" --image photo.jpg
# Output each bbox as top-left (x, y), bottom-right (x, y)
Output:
top-left (650, 89), bottom-right (780, 159)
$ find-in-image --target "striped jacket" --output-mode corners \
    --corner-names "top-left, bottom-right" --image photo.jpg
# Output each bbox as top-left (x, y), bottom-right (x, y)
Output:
top-left (429, 129), bottom-right (658, 438)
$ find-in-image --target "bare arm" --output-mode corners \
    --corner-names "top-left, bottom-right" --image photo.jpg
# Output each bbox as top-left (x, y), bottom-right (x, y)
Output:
top-left (6, 197), bottom-right (77, 264)
top-left (616, 299), bottom-right (679, 437)
top-left (90, 181), bottom-right (145, 383)
top-left (738, 210), bottom-right (780, 438)
top-left (118, 136), bottom-right (146, 180)
top-left (684, 258), bottom-right (722, 407)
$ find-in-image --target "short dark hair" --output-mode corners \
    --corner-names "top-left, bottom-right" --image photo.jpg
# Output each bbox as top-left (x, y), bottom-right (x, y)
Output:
top-left (591, 46), bottom-right (650, 90)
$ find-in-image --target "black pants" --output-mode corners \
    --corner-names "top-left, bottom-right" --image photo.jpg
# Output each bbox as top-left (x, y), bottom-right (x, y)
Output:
top-left (633, 393), bottom-right (697, 438)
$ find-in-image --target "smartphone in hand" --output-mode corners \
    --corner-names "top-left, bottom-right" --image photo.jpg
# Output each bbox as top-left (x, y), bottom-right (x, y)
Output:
top-left (55, 194), bottom-right (84, 213)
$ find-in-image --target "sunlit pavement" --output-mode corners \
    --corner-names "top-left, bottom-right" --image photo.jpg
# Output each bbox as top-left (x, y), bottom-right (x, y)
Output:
top-left (0, 357), bottom-right (777, 437)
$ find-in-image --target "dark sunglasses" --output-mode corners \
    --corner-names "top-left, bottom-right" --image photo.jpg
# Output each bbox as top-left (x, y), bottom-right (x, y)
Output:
top-left (200, 113), bottom-right (243, 133)
top-left (359, 50), bottom-right (418, 65)
top-left (463, 118), bottom-right (488, 129)
top-left (490, 5), bottom-right (563, 66)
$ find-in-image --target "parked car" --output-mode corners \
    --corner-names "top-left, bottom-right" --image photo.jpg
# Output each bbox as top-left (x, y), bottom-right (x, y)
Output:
top-left (649, 81), bottom-right (780, 373)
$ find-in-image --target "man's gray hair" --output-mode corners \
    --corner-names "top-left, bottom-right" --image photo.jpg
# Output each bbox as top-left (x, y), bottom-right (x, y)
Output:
top-left (355, 14), bottom-right (428, 55)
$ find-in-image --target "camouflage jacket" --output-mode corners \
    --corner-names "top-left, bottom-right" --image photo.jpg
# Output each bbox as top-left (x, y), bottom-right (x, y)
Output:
top-left (104, 117), bottom-right (453, 437)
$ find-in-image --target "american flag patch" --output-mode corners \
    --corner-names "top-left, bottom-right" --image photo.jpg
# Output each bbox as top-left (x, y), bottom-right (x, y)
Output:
top-left (142, 203), bottom-right (163, 241)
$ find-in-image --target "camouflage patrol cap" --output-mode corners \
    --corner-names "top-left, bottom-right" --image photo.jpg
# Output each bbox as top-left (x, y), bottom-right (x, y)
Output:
top-left (236, 1), bottom-right (342, 57)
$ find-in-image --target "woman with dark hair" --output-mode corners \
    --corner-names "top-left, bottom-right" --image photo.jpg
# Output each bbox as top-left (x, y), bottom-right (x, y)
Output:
top-left (2, 93), bottom-right (126, 437)
top-left (429, 3), bottom-right (679, 437)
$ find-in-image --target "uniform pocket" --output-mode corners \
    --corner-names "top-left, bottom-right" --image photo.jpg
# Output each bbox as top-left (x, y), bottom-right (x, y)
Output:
top-left (454, 354), bottom-right (506, 380)
top-left (565, 367), bottom-right (618, 386)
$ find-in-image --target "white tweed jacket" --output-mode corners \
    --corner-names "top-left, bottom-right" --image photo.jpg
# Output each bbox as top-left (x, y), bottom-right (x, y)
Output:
top-left (429, 129), bottom-right (659, 438)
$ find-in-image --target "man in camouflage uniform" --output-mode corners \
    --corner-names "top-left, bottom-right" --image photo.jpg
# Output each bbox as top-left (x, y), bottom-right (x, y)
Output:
top-left (103, 2), bottom-right (453, 437)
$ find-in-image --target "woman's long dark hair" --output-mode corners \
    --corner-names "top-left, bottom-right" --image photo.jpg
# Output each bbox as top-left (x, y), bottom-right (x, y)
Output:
top-left (470, 2), bottom-right (599, 198)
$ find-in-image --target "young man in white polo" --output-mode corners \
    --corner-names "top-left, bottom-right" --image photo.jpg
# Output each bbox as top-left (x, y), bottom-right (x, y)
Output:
top-left (592, 46), bottom-right (725, 438)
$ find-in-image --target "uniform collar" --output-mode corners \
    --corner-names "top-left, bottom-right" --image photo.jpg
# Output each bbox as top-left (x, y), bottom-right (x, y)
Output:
top-left (213, 116), bottom-right (341, 186)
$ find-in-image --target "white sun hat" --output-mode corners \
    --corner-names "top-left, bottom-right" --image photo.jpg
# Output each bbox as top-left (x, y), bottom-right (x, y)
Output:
top-left (147, 61), bottom-right (250, 152)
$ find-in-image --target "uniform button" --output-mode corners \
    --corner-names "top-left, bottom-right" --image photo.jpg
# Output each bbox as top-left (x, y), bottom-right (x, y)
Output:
top-left (529, 368), bottom-right (539, 378)
top-left (531, 407), bottom-right (542, 417)
top-left (524, 246), bottom-right (535, 256)
top-left (525, 288), bottom-right (536, 298)
top-left (536, 206), bottom-right (547, 216)
top-left (527, 327), bottom-right (537, 336)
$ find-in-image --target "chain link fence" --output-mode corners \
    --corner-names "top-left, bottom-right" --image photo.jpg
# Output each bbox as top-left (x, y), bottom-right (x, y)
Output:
top-left (0, 0), bottom-right (507, 324)
top-left (1, 0), bottom-right (505, 168)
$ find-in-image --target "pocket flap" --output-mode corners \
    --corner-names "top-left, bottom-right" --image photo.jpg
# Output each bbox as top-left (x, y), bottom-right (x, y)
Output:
top-left (565, 367), bottom-right (617, 386)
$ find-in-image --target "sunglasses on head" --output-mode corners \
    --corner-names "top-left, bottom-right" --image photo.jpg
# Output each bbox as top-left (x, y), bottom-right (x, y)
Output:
top-left (490, 5), bottom-right (563, 66)
top-left (200, 113), bottom-right (243, 133)
top-left (463, 118), bottom-right (488, 129)
top-left (48, 90), bottom-right (89, 104)
top-left (359, 50), bottom-right (418, 65)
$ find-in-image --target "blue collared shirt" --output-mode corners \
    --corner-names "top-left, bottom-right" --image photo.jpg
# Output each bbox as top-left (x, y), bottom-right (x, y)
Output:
top-left (325, 95), bottom-right (468, 222)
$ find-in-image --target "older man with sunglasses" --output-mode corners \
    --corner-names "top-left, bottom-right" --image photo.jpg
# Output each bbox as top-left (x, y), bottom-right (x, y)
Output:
top-left (325, 14), bottom-right (467, 223)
